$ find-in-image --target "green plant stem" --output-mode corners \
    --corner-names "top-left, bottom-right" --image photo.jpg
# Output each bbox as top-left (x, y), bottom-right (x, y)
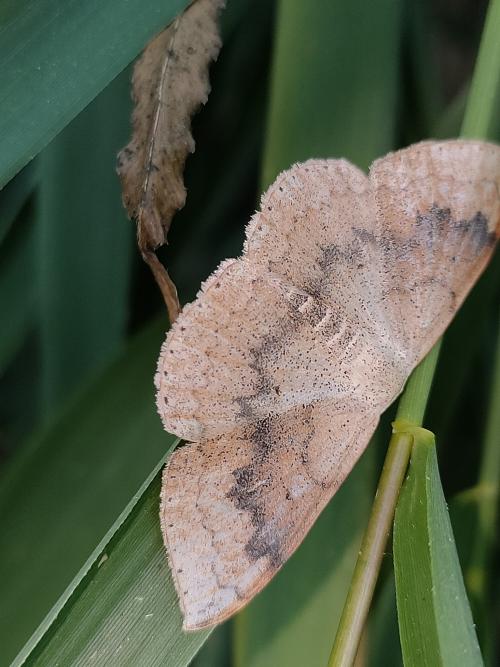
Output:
top-left (394, 342), bottom-right (442, 425)
top-left (328, 347), bottom-right (440, 667)
top-left (327, 432), bottom-right (413, 667)
top-left (329, 0), bottom-right (500, 661)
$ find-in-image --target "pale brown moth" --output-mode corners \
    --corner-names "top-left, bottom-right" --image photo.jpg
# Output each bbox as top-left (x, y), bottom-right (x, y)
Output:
top-left (155, 140), bottom-right (500, 630)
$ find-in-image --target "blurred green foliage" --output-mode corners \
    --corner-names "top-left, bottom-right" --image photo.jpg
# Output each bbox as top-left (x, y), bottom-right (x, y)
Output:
top-left (0, 0), bottom-right (498, 665)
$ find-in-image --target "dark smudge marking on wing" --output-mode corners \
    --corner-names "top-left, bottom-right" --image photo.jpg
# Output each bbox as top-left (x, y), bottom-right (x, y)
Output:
top-left (226, 203), bottom-right (495, 567)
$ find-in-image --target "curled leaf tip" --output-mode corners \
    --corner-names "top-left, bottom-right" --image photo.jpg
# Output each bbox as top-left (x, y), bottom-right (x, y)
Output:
top-left (117, 0), bottom-right (225, 322)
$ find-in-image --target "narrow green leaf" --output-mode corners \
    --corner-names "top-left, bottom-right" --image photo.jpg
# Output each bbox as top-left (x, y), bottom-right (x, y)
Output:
top-left (14, 461), bottom-right (210, 667)
top-left (0, 320), bottom-right (171, 663)
top-left (0, 0), bottom-right (189, 188)
top-left (261, 0), bottom-right (403, 186)
top-left (37, 68), bottom-right (134, 413)
top-left (394, 432), bottom-right (483, 667)
top-left (460, 0), bottom-right (500, 139)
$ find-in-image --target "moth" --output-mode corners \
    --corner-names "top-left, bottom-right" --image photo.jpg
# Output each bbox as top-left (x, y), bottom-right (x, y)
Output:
top-left (155, 140), bottom-right (500, 630)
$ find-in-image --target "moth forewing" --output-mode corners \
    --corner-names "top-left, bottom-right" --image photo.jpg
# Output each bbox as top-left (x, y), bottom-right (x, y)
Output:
top-left (156, 139), bottom-right (500, 629)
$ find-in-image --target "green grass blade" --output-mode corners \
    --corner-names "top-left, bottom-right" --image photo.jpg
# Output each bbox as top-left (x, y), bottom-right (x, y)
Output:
top-left (0, 0), bottom-right (189, 189)
top-left (0, 320), bottom-right (172, 663)
top-left (14, 462), bottom-right (210, 667)
top-left (37, 69), bottom-right (133, 413)
top-left (460, 0), bottom-right (500, 139)
top-left (394, 431), bottom-right (483, 667)
top-left (261, 0), bottom-right (402, 186)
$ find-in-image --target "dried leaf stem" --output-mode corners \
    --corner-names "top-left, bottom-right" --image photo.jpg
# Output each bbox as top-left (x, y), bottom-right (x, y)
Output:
top-left (142, 250), bottom-right (181, 323)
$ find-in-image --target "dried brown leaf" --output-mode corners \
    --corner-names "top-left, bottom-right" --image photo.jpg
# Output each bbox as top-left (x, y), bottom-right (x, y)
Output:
top-left (117, 0), bottom-right (224, 320)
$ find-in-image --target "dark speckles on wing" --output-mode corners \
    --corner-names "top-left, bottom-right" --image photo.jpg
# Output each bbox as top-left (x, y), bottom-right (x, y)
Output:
top-left (456, 211), bottom-right (495, 252)
top-left (235, 396), bottom-right (257, 422)
top-left (250, 416), bottom-right (276, 459)
top-left (226, 407), bottom-right (316, 569)
top-left (227, 445), bottom-right (283, 574)
top-left (415, 204), bottom-right (452, 252)
top-left (226, 415), bottom-right (284, 567)
top-left (352, 227), bottom-right (376, 244)
top-left (306, 301), bottom-right (329, 328)
top-left (286, 291), bottom-right (310, 311)
top-left (317, 244), bottom-right (342, 272)
top-left (245, 533), bottom-right (283, 568)
top-left (317, 242), bottom-right (362, 273)
top-left (225, 201), bottom-right (494, 572)
top-left (234, 319), bottom-right (297, 422)
top-left (226, 240), bottom-right (361, 570)
top-left (416, 203), bottom-right (494, 254)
